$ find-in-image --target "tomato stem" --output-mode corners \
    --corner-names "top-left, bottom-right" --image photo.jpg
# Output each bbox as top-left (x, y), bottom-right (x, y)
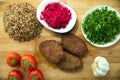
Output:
top-left (10, 59), bottom-right (17, 65)
top-left (8, 76), bottom-right (16, 80)
top-left (22, 60), bottom-right (31, 67)
top-left (32, 75), bottom-right (37, 80)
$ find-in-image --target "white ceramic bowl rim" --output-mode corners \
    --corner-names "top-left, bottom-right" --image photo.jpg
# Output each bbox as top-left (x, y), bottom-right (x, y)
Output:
top-left (81, 5), bottom-right (120, 47)
top-left (37, 0), bottom-right (77, 33)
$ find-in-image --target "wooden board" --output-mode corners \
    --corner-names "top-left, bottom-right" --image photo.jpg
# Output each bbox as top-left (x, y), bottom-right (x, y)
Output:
top-left (0, 0), bottom-right (120, 80)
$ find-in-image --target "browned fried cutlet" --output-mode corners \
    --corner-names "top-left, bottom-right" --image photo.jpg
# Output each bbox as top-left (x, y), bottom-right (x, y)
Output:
top-left (57, 51), bottom-right (83, 71)
top-left (39, 40), bottom-right (64, 64)
top-left (62, 34), bottom-right (88, 56)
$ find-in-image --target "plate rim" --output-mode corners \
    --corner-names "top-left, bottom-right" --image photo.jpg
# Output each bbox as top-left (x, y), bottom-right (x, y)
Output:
top-left (81, 5), bottom-right (120, 47)
top-left (36, 0), bottom-right (77, 33)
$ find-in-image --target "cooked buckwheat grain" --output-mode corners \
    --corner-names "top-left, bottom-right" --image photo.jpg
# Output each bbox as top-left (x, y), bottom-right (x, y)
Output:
top-left (3, 3), bottom-right (43, 42)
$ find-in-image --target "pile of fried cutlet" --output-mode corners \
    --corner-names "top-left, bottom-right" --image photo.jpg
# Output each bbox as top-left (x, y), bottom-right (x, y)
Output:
top-left (39, 34), bottom-right (88, 71)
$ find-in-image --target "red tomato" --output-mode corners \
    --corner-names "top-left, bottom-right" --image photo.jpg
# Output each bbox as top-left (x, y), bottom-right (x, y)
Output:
top-left (28, 69), bottom-right (43, 80)
top-left (21, 54), bottom-right (37, 71)
top-left (6, 52), bottom-right (21, 67)
top-left (7, 70), bottom-right (23, 80)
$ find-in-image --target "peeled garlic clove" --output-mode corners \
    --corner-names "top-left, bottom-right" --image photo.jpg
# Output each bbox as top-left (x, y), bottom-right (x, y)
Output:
top-left (92, 56), bottom-right (110, 77)
top-left (94, 69), bottom-right (106, 77)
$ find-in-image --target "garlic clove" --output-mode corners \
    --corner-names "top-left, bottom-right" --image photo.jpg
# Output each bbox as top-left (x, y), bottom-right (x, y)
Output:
top-left (98, 60), bottom-right (110, 71)
top-left (94, 68), bottom-right (107, 77)
top-left (92, 56), bottom-right (110, 77)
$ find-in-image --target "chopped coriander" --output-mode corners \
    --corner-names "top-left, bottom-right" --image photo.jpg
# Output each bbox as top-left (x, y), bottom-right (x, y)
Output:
top-left (82, 7), bottom-right (120, 44)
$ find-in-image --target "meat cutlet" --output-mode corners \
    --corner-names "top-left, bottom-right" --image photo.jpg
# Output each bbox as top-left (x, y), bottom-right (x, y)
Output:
top-left (39, 40), bottom-right (64, 64)
top-left (57, 51), bottom-right (83, 71)
top-left (62, 34), bottom-right (88, 56)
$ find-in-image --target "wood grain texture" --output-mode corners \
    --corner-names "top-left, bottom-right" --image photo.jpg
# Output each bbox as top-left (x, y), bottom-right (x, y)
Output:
top-left (0, 0), bottom-right (120, 80)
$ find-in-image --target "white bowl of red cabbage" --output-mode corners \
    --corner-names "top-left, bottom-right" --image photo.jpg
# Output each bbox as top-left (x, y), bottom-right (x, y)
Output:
top-left (37, 0), bottom-right (76, 33)
top-left (82, 5), bottom-right (120, 47)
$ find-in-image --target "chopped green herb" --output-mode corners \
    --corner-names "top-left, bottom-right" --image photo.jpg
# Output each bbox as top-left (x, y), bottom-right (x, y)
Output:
top-left (82, 7), bottom-right (120, 44)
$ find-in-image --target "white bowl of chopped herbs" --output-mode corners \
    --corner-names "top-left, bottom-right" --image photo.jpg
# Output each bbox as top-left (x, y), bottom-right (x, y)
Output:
top-left (82, 5), bottom-right (120, 47)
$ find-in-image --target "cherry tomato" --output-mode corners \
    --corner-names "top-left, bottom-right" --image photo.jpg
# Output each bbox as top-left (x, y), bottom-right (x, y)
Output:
top-left (28, 69), bottom-right (43, 80)
top-left (7, 70), bottom-right (23, 80)
top-left (21, 54), bottom-right (37, 71)
top-left (6, 52), bottom-right (21, 67)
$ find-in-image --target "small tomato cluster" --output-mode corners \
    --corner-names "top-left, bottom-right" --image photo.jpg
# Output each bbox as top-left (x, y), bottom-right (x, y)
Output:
top-left (6, 52), bottom-right (44, 80)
